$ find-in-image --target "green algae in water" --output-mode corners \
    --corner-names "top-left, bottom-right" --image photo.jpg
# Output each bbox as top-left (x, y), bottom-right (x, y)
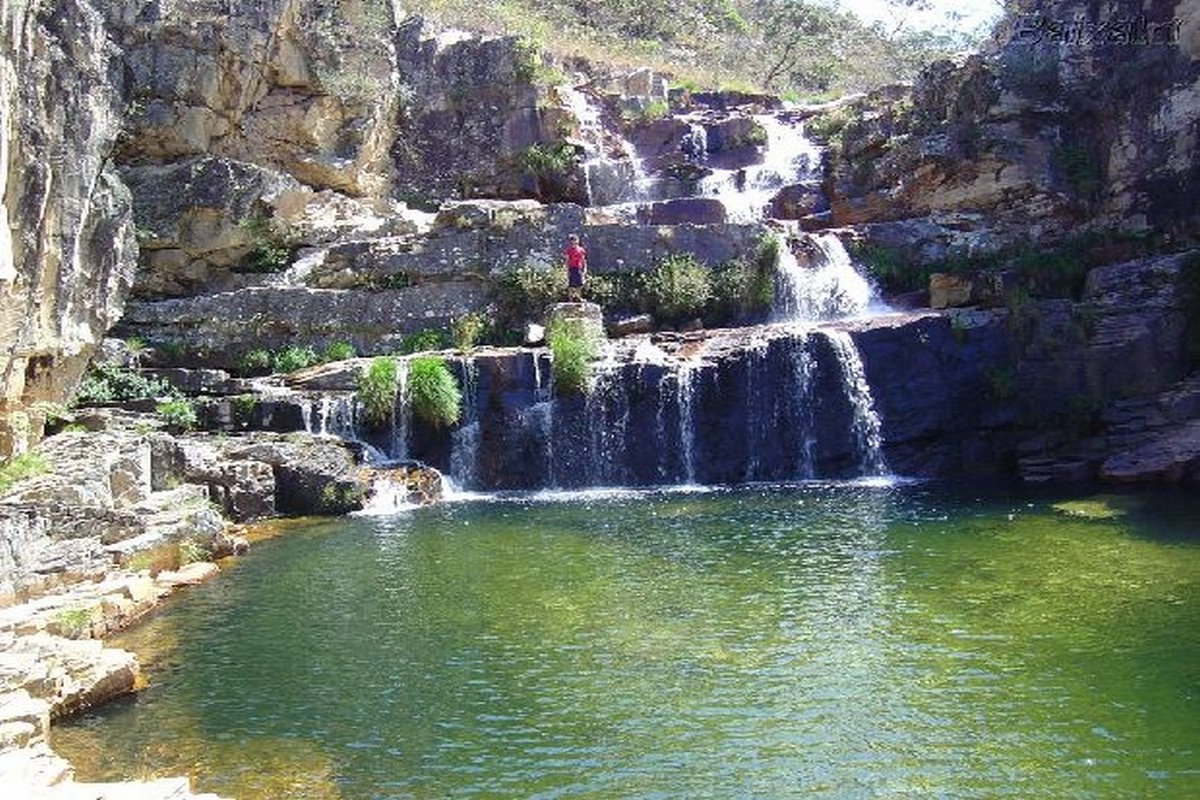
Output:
top-left (55, 484), bottom-right (1200, 799)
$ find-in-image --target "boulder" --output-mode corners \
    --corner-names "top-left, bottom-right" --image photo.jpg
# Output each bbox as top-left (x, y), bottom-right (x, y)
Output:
top-left (1100, 422), bottom-right (1200, 484)
top-left (636, 198), bottom-right (728, 225)
top-left (607, 314), bottom-right (653, 338)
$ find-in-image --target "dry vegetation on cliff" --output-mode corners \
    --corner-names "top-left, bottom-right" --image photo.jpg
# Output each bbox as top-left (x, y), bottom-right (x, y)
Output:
top-left (405, 0), bottom-right (985, 97)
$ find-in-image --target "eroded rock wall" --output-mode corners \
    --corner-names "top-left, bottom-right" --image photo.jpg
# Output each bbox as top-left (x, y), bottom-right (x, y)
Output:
top-left (817, 0), bottom-right (1200, 256)
top-left (0, 0), bottom-right (137, 455)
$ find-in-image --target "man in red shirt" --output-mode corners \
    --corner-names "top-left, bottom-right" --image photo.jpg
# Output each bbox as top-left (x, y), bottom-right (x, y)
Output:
top-left (564, 233), bottom-right (587, 301)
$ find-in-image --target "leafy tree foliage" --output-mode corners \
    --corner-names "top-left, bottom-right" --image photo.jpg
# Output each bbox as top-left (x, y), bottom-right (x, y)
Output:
top-left (406, 0), bottom-right (983, 97)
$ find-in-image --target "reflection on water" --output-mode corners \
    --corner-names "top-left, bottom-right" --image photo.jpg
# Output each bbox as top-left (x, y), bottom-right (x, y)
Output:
top-left (56, 484), bottom-right (1200, 799)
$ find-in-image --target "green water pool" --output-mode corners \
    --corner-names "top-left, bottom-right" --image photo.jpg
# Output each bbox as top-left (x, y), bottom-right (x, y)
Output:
top-left (56, 482), bottom-right (1200, 798)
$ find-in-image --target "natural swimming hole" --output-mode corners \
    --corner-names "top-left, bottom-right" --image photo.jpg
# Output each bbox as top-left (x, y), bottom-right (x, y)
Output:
top-left (56, 482), bottom-right (1200, 798)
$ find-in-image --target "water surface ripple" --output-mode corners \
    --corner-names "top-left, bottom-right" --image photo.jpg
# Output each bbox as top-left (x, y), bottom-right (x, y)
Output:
top-left (57, 483), bottom-right (1200, 799)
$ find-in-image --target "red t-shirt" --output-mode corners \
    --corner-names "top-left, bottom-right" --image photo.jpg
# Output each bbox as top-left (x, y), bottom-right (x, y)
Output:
top-left (564, 244), bottom-right (587, 270)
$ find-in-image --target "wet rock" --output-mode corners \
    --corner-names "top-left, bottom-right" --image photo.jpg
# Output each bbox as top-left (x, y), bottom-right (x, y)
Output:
top-left (217, 434), bottom-right (366, 515)
top-left (607, 314), bottom-right (653, 338)
top-left (361, 463), bottom-right (444, 509)
top-left (1100, 422), bottom-right (1200, 484)
top-left (770, 182), bottom-right (828, 220)
top-left (636, 198), bottom-right (728, 225)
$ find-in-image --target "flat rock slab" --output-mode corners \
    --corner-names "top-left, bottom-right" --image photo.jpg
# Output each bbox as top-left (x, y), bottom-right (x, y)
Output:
top-left (1101, 420), bottom-right (1200, 483)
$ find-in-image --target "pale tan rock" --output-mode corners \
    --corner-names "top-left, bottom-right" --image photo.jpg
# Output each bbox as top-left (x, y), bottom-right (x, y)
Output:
top-left (928, 273), bottom-right (973, 309)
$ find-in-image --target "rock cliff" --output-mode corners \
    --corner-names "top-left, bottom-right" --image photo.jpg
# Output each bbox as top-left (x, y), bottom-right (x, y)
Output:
top-left (0, 0), bottom-right (136, 455)
top-left (812, 0), bottom-right (1200, 258)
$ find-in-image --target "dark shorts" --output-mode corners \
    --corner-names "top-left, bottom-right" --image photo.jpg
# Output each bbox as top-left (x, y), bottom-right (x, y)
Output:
top-left (568, 268), bottom-right (584, 288)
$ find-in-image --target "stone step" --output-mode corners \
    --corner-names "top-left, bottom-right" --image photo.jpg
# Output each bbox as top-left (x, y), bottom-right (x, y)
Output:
top-left (0, 690), bottom-right (50, 750)
top-left (0, 742), bottom-right (74, 788)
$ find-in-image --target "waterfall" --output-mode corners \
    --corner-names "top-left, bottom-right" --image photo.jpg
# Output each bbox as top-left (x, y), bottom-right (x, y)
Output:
top-left (790, 332), bottom-right (819, 479)
top-left (676, 360), bottom-right (700, 485)
top-left (586, 362), bottom-right (631, 486)
top-left (448, 358), bottom-right (480, 489)
top-left (699, 115), bottom-right (821, 223)
top-left (773, 232), bottom-right (876, 323)
top-left (742, 334), bottom-right (771, 481)
top-left (390, 359), bottom-right (410, 461)
top-left (299, 391), bottom-right (392, 464)
top-left (560, 84), bottom-right (651, 206)
top-left (301, 393), bottom-right (359, 439)
top-left (355, 472), bottom-right (419, 516)
top-left (822, 330), bottom-right (887, 476)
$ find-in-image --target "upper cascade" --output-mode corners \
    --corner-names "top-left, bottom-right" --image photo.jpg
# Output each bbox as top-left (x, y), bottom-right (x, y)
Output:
top-left (696, 114), bottom-right (823, 224)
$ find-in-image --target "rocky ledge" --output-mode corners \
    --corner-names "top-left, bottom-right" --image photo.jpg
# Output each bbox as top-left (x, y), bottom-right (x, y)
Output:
top-left (0, 410), bottom-right (444, 797)
top-left (0, 569), bottom-right (228, 798)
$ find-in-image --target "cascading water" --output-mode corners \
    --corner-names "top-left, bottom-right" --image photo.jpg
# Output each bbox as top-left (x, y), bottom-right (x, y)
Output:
top-left (301, 394), bottom-right (359, 440)
top-left (675, 361), bottom-right (700, 485)
top-left (698, 115), bottom-right (822, 223)
top-left (390, 359), bottom-right (411, 461)
top-left (790, 334), bottom-right (819, 479)
top-left (299, 391), bottom-right (393, 465)
top-left (560, 84), bottom-right (652, 207)
top-left (822, 330), bottom-right (887, 476)
top-left (773, 231), bottom-right (877, 322)
top-left (449, 358), bottom-right (481, 490)
top-left (293, 101), bottom-right (896, 497)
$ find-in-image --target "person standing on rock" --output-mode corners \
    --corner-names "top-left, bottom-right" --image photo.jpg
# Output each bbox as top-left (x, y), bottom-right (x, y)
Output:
top-left (564, 233), bottom-right (588, 302)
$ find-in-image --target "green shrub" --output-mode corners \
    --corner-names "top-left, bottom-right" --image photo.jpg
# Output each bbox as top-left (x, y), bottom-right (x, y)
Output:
top-left (450, 311), bottom-right (488, 352)
top-left (357, 356), bottom-right (399, 428)
top-left (322, 340), bottom-right (356, 362)
top-left (517, 142), bottom-right (577, 177)
top-left (407, 356), bottom-right (462, 428)
top-left (495, 263), bottom-right (565, 327)
top-left (178, 538), bottom-right (210, 566)
top-left (0, 452), bottom-right (48, 493)
top-left (548, 318), bottom-right (600, 395)
top-left (236, 348), bottom-right (273, 375)
top-left (52, 607), bottom-right (93, 639)
top-left (642, 253), bottom-right (712, 323)
top-left (272, 345), bottom-right (318, 374)
top-left (232, 393), bottom-right (258, 426)
top-left (708, 236), bottom-right (777, 322)
top-left (156, 397), bottom-right (198, 431)
top-left (155, 339), bottom-right (189, 362)
top-left (623, 99), bottom-right (670, 125)
top-left (73, 362), bottom-right (177, 406)
top-left (399, 328), bottom-right (450, 354)
top-left (806, 107), bottom-right (851, 145)
top-left (236, 212), bottom-right (298, 274)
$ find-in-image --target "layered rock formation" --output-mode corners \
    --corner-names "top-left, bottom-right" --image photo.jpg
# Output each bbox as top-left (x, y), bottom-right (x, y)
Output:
top-left (811, 0), bottom-right (1200, 258)
top-left (0, 0), bottom-right (136, 455)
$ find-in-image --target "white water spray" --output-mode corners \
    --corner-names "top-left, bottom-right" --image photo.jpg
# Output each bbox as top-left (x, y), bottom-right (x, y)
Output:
top-left (560, 84), bottom-right (652, 206)
top-left (773, 232), bottom-right (877, 323)
top-left (699, 115), bottom-right (822, 223)
top-left (823, 330), bottom-right (887, 476)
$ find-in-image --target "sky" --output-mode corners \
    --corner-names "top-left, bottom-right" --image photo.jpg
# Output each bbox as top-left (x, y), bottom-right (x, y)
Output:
top-left (836, 0), bottom-right (1004, 37)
